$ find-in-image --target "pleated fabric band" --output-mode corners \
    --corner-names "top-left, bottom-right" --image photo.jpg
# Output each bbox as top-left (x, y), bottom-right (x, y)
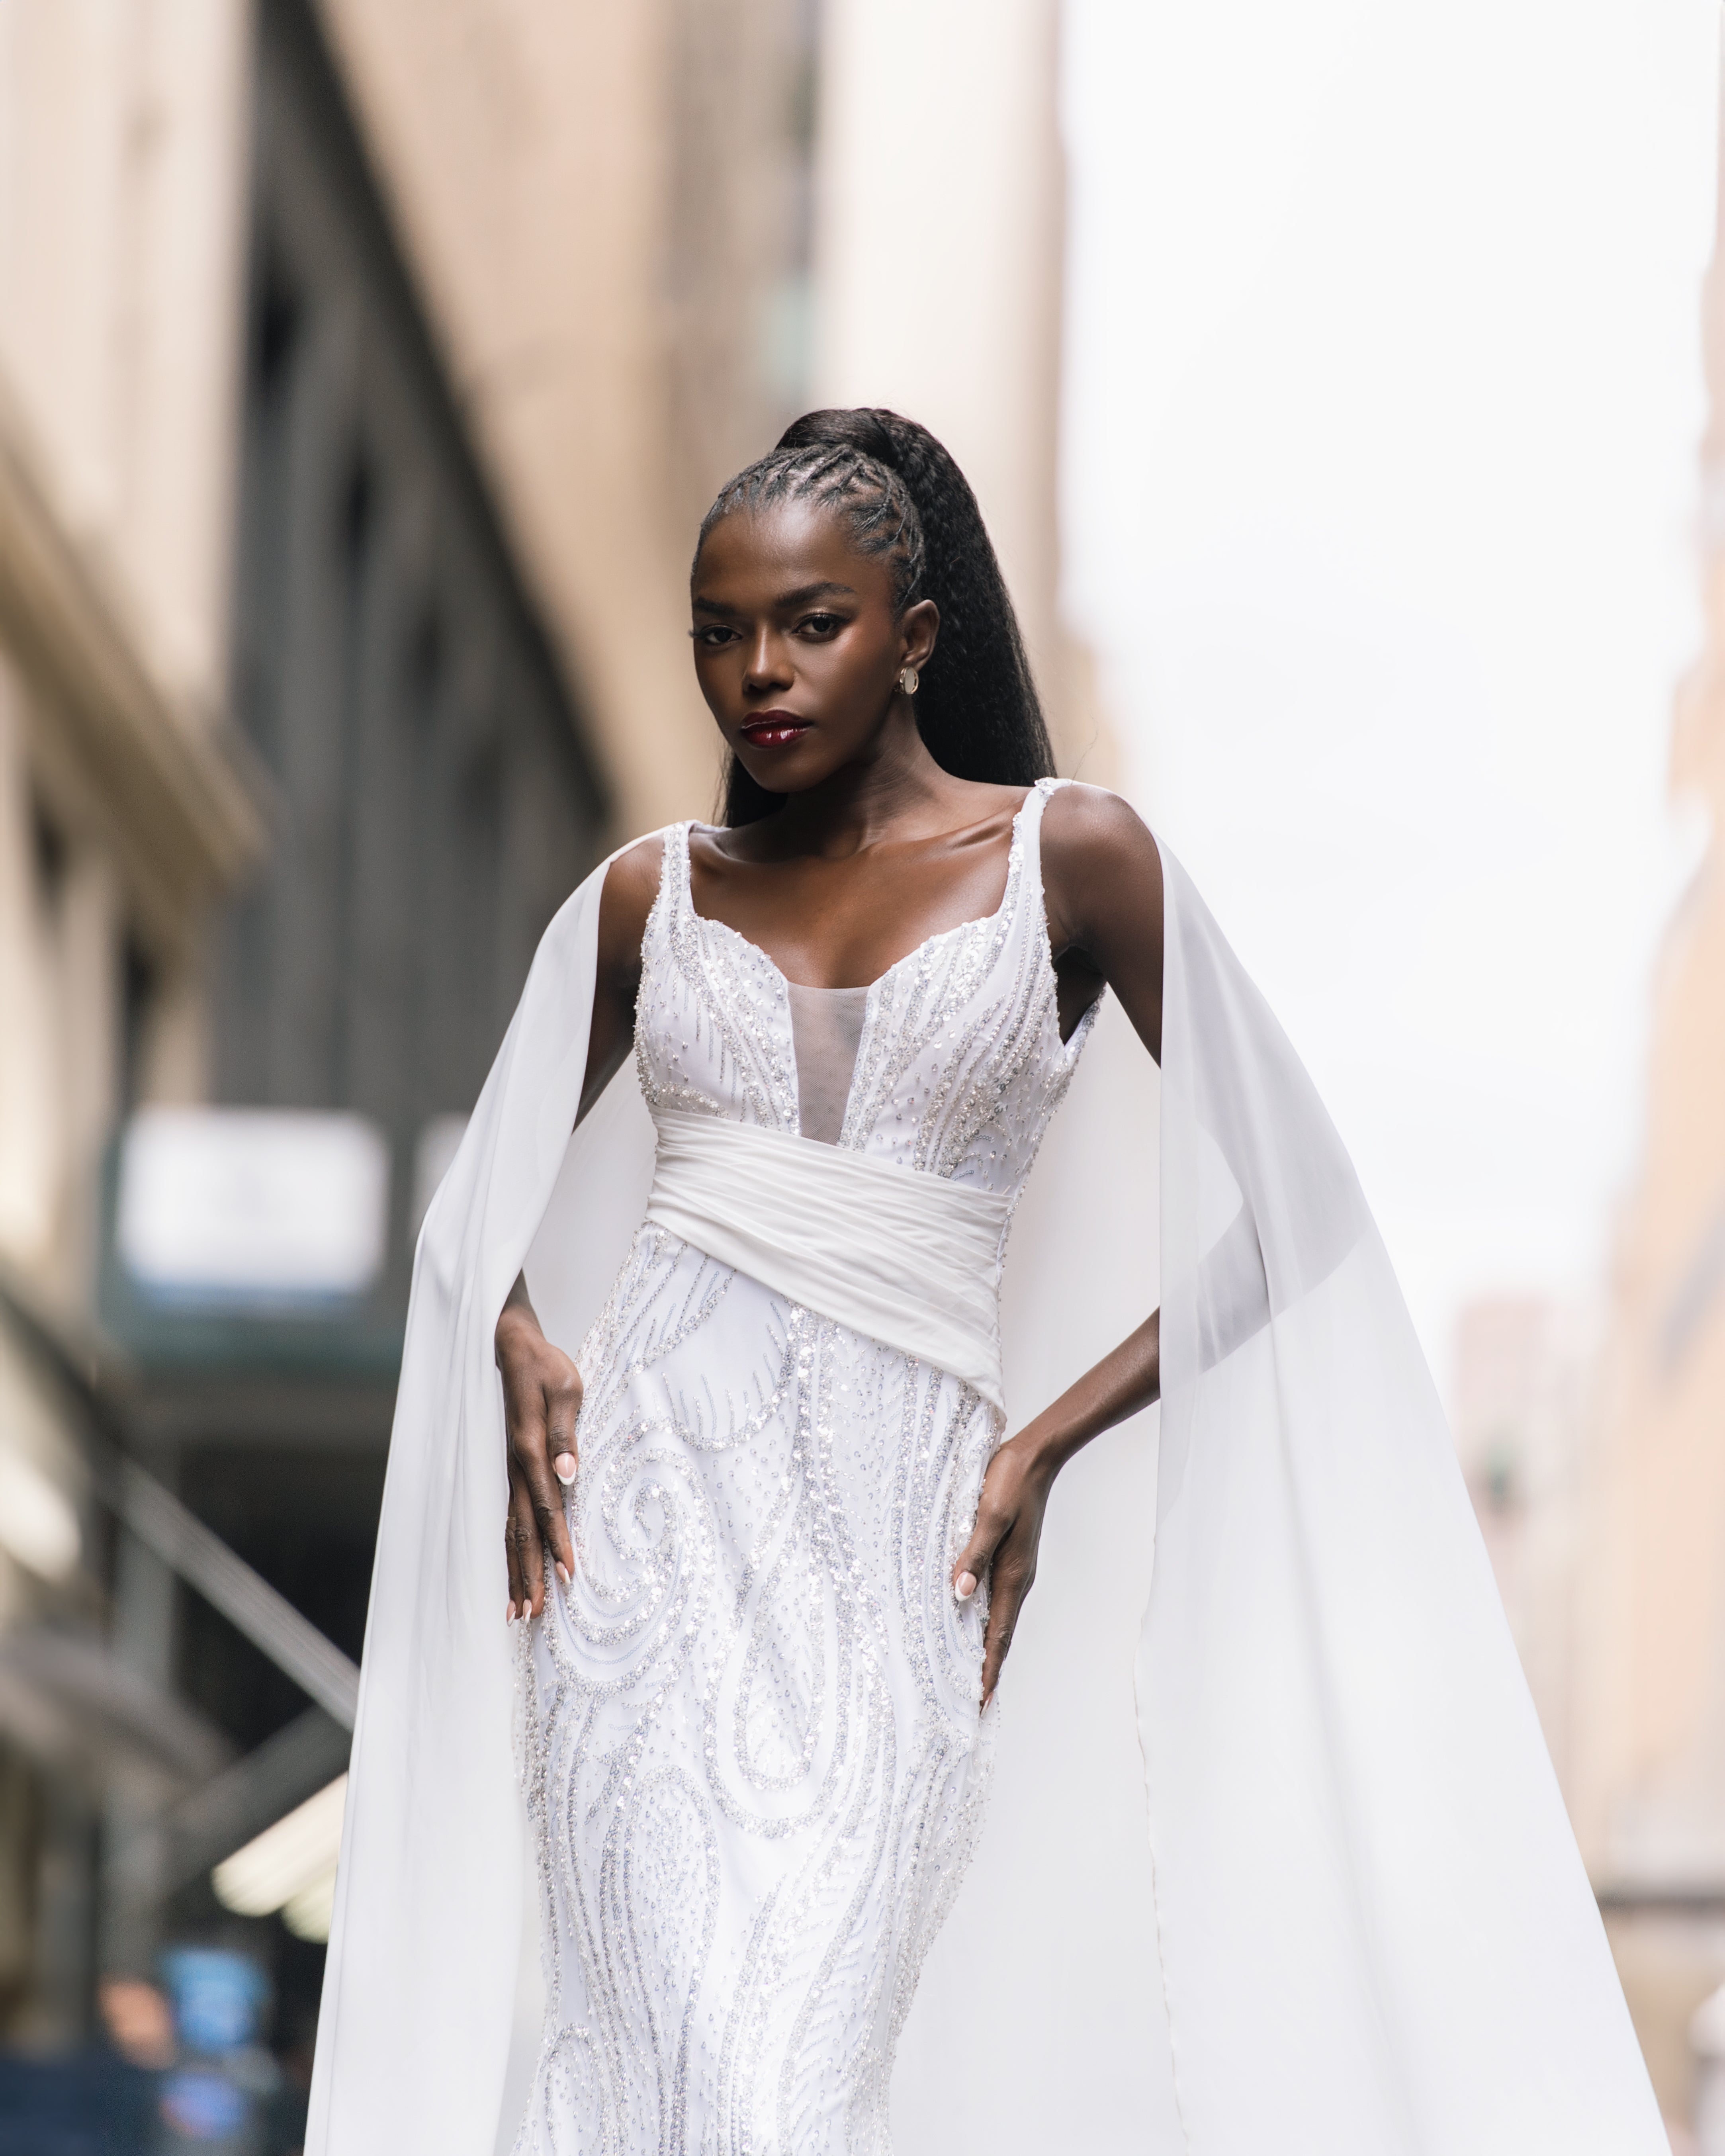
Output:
top-left (643, 1107), bottom-right (1009, 1415)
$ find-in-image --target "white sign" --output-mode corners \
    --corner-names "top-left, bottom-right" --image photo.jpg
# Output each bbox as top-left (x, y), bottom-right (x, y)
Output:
top-left (117, 1109), bottom-right (390, 1305)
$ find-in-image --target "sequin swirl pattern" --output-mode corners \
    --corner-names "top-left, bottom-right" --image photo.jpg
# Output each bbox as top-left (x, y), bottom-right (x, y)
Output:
top-left (516, 781), bottom-right (1099, 2156)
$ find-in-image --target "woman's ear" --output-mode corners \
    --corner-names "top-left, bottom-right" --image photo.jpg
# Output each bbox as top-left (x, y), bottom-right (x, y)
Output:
top-left (902, 597), bottom-right (939, 671)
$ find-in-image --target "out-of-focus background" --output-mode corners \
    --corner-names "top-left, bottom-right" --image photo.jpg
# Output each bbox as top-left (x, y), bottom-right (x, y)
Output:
top-left (0, 0), bottom-right (1719, 2148)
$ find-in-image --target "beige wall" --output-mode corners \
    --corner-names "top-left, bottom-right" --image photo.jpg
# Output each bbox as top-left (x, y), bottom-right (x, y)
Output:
top-left (0, 0), bottom-right (258, 1297)
top-left (1576, 239), bottom-right (1725, 1896)
top-left (1566, 63), bottom-right (1725, 2134)
top-left (1452, 1293), bottom-right (1594, 1800)
top-left (319, 0), bottom-right (1105, 822)
top-left (813, 0), bottom-right (1111, 780)
top-left (0, 0), bottom-right (251, 718)
top-left (0, 4), bottom-right (257, 1879)
top-left (0, 0), bottom-right (815, 1296)
top-left (313, 0), bottom-right (814, 841)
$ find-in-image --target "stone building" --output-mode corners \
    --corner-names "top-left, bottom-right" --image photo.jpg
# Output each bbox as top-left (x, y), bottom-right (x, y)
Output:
top-left (1450, 1292), bottom-right (1596, 1799)
top-left (0, 0), bottom-right (1088, 2113)
top-left (813, 0), bottom-right (1111, 781)
top-left (1569, 55), bottom-right (1725, 2142)
top-left (0, 0), bottom-right (264, 2045)
top-left (0, 0), bottom-right (811, 2076)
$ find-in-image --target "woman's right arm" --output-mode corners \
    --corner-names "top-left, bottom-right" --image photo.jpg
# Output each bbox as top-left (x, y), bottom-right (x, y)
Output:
top-left (499, 837), bottom-right (663, 1620)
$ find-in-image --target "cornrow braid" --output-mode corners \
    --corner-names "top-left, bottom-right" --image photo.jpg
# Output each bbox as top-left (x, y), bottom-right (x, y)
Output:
top-left (698, 408), bottom-right (1056, 825)
top-left (696, 442), bottom-right (926, 615)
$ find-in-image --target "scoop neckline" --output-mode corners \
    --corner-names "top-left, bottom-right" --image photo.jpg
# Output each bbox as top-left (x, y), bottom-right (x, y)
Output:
top-left (681, 786), bottom-right (1040, 998)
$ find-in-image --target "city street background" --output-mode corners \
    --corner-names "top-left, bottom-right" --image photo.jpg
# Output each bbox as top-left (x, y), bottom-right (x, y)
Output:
top-left (0, 2), bottom-right (1721, 2150)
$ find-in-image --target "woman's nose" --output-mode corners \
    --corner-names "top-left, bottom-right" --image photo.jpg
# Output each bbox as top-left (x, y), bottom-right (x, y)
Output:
top-left (743, 631), bottom-right (791, 689)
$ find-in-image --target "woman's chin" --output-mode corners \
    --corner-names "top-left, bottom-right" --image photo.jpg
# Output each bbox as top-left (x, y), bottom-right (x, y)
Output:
top-left (734, 744), bottom-right (828, 792)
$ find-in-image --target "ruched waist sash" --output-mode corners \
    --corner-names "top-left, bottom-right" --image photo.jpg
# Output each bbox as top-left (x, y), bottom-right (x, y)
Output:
top-left (644, 1108), bottom-right (1009, 1415)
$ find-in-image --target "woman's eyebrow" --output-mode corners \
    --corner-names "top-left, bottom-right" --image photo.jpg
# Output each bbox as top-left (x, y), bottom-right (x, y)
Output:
top-left (776, 580), bottom-right (857, 606)
top-left (691, 580), bottom-right (858, 616)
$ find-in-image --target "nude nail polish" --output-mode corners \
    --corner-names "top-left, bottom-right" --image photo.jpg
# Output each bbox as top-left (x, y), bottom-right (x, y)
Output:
top-left (557, 1561), bottom-right (571, 1587)
top-left (955, 1572), bottom-right (977, 1602)
top-left (553, 1454), bottom-right (577, 1484)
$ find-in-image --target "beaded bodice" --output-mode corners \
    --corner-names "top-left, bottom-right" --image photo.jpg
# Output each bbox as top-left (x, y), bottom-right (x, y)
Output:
top-left (634, 777), bottom-right (1097, 1198)
top-left (519, 779), bottom-right (1101, 2156)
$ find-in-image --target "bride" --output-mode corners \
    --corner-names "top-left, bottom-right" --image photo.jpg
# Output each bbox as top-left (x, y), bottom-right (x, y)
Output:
top-left (307, 411), bottom-right (1666, 2155)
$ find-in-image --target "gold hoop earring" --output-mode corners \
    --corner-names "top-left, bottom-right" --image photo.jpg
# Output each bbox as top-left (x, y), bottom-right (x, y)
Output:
top-left (898, 665), bottom-right (920, 697)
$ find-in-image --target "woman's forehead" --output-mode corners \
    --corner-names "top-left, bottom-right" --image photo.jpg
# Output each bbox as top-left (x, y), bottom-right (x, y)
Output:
top-left (693, 497), bottom-right (891, 592)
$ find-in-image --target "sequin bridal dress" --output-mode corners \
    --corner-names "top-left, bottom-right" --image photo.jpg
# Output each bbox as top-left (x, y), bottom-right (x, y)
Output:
top-left (513, 779), bottom-right (1093, 2155)
top-left (311, 781), bottom-right (1667, 2156)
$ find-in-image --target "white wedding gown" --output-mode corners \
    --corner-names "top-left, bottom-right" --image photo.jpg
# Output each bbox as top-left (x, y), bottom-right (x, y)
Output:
top-left (513, 781), bottom-right (1095, 2153)
top-left (310, 780), bottom-right (1666, 2156)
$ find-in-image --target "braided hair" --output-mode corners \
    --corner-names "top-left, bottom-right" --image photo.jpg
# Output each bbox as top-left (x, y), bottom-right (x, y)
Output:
top-left (696, 409), bottom-right (1055, 825)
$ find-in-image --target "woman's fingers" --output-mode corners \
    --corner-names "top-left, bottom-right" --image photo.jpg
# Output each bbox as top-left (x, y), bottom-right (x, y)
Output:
top-left (508, 1464), bottom-right (545, 1617)
top-left (504, 1461), bottom-right (525, 1619)
top-left (524, 1365), bottom-right (577, 1589)
top-left (510, 1428), bottom-right (563, 1615)
top-left (951, 1491), bottom-right (1011, 1606)
top-left (543, 1361), bottom-right (583, 1511)
top-left (980, 1532), bottom-right (1036, 1709)
top-left (499, 1333), bottom-right (582, 1614)
top-left (952, 1440), bottom-right (1049, 1709)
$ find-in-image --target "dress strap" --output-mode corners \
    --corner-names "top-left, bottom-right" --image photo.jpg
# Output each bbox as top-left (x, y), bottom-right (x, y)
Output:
top-left (1012, 775), bottom-right (1067, 929)
top-left (667, 820), bottom-right (696, 908)
top-left (633, 824), bottom-right (696, 1006)
top-left (644, 820), bottom-right (696, 939)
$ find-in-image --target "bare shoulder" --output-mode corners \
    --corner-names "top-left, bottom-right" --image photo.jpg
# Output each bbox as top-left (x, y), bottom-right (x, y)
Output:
top-left (1040, 780), bottom-right (1156, 859)
top-left (1040, 784), bottom-right (1162, 945)
top-left (597, 832), bottom-right (666, 976)
top-left (1040, 784), bottom-right (1164, 1050)
top-left (603, 831), bottom-right (665, 910)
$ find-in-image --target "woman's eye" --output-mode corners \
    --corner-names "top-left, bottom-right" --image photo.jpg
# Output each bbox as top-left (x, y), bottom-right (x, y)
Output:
top-left (798, 613), bottom-right (843, 639)
top-left (690, 625), bottom-right (737, 649)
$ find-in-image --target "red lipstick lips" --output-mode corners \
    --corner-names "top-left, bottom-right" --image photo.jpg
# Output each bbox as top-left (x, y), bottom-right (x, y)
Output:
top-left (739, 714), bottom-right (810, 750)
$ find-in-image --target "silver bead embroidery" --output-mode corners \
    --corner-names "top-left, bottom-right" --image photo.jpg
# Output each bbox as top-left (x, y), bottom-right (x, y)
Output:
top-left (515, 781), bottom-right (1094, 2155)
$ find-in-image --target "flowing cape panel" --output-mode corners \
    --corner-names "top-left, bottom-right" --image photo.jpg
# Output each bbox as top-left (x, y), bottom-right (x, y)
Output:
top-left (307, 833), bottom-right (1664, 2156)
top-left (1139, 849), bottom-right (1662, 2152)
top-left (305, 847), bottom-right (647, 2156)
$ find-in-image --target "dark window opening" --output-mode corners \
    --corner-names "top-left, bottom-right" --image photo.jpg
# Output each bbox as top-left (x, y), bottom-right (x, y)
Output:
top-left (120, 938), bottom-right (157, 1109)
top-left (30, 797), bottom-right (66, 914)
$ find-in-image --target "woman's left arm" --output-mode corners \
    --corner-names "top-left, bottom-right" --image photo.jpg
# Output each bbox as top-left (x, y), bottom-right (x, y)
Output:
top-left (949, 785), bottom-right (1165, 1706)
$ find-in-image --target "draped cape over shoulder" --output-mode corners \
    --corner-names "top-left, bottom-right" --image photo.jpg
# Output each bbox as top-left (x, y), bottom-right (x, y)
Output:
top-left (307, 830), bottom-right (1664, 2156)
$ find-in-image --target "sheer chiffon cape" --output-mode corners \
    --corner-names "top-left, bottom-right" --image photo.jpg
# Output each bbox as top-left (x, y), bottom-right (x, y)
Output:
top-left (306, 834), bottom-right (1663, 2155)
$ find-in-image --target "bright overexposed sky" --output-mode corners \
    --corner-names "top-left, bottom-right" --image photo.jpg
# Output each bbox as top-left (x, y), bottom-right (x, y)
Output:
top-left (1061, 0), bottom-right (1721, 1376)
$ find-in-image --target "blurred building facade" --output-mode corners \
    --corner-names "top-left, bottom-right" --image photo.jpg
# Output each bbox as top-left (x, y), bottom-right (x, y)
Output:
top-left (310, 0), bottom-right (821, 837)
top-left (813, 0), bottom-right (1112, 782)
top-left (1451, 1293), bottom-right (1594, 1797)
top-left (0, 0), bottom-right (1091, 2122)
top-left (0, 0), bottom-right (264, 2051)
top-left (1568, 59), bottom-right (1725, 2141)
top-left (0, 0), bottom-right (814, 2098)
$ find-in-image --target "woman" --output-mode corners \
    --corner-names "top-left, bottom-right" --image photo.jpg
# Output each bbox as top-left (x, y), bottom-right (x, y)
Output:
top-left (309, 413), bottom-right (1664, 2156)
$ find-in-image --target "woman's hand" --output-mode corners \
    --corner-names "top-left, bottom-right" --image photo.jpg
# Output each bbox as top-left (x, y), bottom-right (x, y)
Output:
top-left (496, 1279), bottom-right (583, 1620)
top-left (951, 1310), bottom-right (1162, 1706)
top-left (949, 1434), bottom-right (1057, 1710)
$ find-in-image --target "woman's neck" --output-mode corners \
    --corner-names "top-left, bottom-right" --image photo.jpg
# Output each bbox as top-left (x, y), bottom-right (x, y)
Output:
top-left (747, 712), bottom-right (976, 862)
